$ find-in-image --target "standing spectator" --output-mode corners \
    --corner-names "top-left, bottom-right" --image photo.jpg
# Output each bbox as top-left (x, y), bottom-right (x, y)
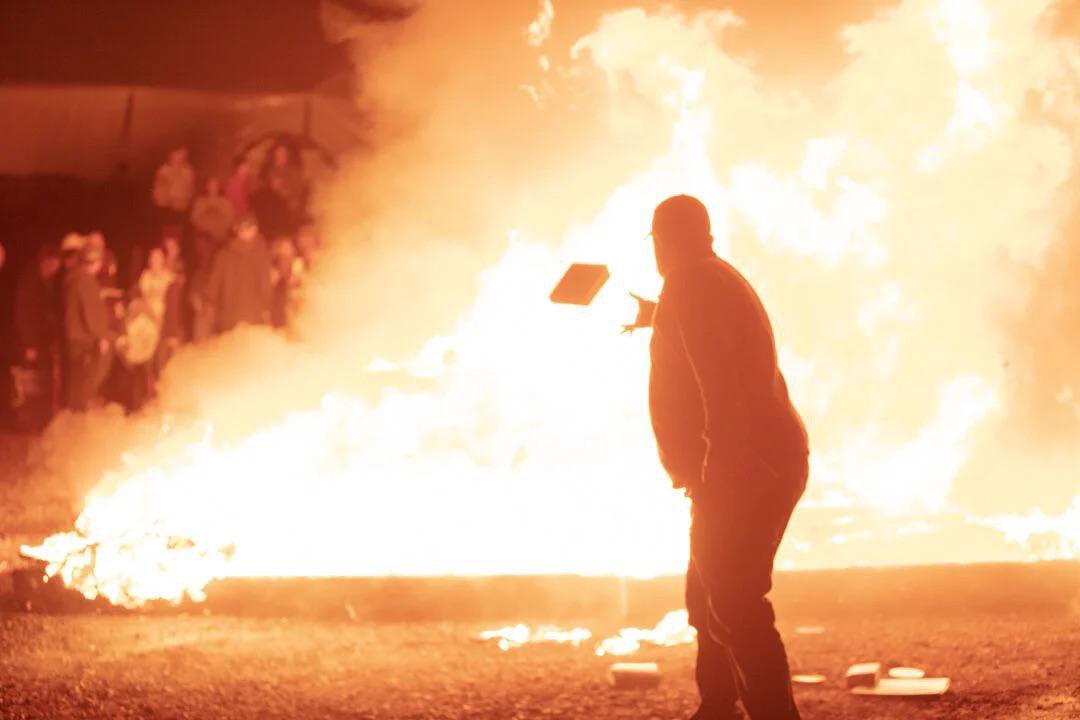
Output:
top-left (206, 216), bottom-right (272, 334)
top-left (254, 144), bottom-right (307, 239)
top-left (225, 159), bottom-right (254, 219)
top-left (264, 144), bottom-right (307, 210)
top-left (294, 223), bottom-right (320, 270)
top-left (87, 231), bottom-right (124, 323)
top-left (13, 245), bottom-right (62, 429)
top-left (161, 228), bottom-right (186, 276)
top-left (138, 246), bottom-right (183, 389)
top-left (152, 147), bottom-right (196, 228)
top-left (64, 247), bottom-right (114, 411)
top-left (190, 176), bottom-right (234, 273)
top-left (15, 245), bottom-right (61, 366)
top-left (139, 246), bottom-right (174, 325)
top-left (60, 233), bottom-right (86, 273)
top-left (269, 237), bottom-right (303, 329)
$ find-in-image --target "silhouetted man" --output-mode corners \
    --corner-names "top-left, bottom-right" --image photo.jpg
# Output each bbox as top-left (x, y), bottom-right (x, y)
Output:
top-left (206, 216), bottom-right (272, 334)
top-left (648, 195), bottom-right (809, 720)
top-left (64, 247), bottom-right (114, 411)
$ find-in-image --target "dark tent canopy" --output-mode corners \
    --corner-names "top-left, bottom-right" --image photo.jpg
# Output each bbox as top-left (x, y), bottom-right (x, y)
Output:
top-left (0, 1), bottom-right (417, 180)
top-left (0, 0), bottom-right (408, 93)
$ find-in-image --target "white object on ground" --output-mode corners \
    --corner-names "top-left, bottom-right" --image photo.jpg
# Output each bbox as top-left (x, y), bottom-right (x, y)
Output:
top-left (791, 673), bottom-right (827, 685)
top-left (845, 662), bottom-right (883, 688)
top-left (851, 677), bottom-right (950, 697)
top-left (888, 666), bottom-right (926, 679)
top-left (794, 625), bottom-right (826, 635)
top-left (608, 662), bottom-right (662, 689)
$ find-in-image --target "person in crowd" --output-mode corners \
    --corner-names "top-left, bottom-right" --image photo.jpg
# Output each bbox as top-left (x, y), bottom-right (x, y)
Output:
top-left (139, 246), bottom-right (175, 326)
top-left (0, 240), bottom-right (5, 273)
top-left (152, 147), bottom-right (196, 228)
top-left (113, 296), bottom-right (160, 412)
top-left (269, 237), bottom-right (304, 329)
top-left (63, 246), bottom-right (114, 411)
top-left (646, 195), bottom-right (808, 720)
top-left (206, 216), bottom-right (272, 334)
top-left (225, 158), bottom-right (255, 219)
top-left (138, 244), bottom-right (184, 385)
top-left (12, 245), bottom-right (63, 429)
top-left (294, 223), bottom-right (320, 270)
top-left (60, 233), bottom-right (85, 273)
top-left (254, 144), bottom-right (307, 239)
top-left (190, 176), bottom-right (234, 273)
top-left (87, 231), bottom-right (124, 321)
top-left (161, 227), bottom-right (186, 276)
top-left (264, 144), bottom-right (307, 210)
top-left (15, 244), bottom-right (62, 367)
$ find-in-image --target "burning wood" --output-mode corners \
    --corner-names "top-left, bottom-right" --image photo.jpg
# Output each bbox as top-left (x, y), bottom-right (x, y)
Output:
top-left (595, 609), bottom-right (696, 656)
top-left (476, 624), bottom-right (592, 651)
top-left (478, 609), bottom-right (695, 656)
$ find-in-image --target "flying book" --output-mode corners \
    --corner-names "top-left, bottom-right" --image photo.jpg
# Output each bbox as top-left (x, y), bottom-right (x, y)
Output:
top-left (549, 263), bottom-right (610, 306)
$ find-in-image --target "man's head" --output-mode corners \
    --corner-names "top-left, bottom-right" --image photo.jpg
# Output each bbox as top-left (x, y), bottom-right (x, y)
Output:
top-left (206, 176), bottom-right (222, 196)
top-left (147, 246), bottom-right (166, 272)
top-left (651, 194), bottom-right (713, 278)
top-left (169, 147), bottom-right (189, 166)
top-left (37, 244), bottom-right (61, 279)
top-left (81, 246), bottom-right (104, 276)
top-left (236, 215), bottom-right (259, 241)
top-left (86, 231), bottom-right (106, 253)
top-left (272, 144), bottom-right (290, 167)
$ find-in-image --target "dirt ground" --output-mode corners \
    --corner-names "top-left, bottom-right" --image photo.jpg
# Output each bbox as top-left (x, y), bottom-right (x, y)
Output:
top-left (2, 435), bottom-right (1079, 718)
top-left (0, 606), bottom-right (1077, 720)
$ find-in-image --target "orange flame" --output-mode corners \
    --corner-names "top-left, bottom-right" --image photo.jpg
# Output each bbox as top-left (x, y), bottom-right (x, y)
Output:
top-left (22, 0), bottom-right (1080, 606)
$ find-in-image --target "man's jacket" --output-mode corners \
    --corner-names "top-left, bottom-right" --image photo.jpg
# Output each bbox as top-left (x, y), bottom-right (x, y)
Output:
top-left (649, 253), bottom-right (807, 491)
top-left (63, 270), bottom-right (111, 353)
top-left (207, 237), bottom-right (271, 333)
top-left (15, 269), bottom-right (57, 356)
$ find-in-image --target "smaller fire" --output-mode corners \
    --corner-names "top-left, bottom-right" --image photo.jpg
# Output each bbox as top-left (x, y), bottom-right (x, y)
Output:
top-left (477, 624), bottom-right (593, 651)
top-left (478, 610), bottom-right (697, 656)
top-left (595, 610), bottom-right (696, 657)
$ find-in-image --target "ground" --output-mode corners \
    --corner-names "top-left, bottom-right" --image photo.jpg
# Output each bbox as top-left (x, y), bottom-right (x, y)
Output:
top-left (0, 605), bottom-right (1077, 719)
top-left (2, 436), bottom-right (1079, 719)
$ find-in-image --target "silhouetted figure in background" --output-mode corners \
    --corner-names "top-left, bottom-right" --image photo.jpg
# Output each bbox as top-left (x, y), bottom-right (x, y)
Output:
top-left (152, 147), bottom-right (196, 229)
top-left (63, 247), bottom-right (114, 411)
top-left (13, 244), bottom-right (61, 429)
top-left (648, 195), bottom-right (809, 720)
top-left (206, 216), bottom-right (271, 334)
top-left (190, 176), bottom-right (235, 274)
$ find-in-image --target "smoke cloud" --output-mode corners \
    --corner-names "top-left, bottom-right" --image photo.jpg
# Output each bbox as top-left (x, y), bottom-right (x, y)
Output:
top-left (23, 0), bottom-right (1080, 602)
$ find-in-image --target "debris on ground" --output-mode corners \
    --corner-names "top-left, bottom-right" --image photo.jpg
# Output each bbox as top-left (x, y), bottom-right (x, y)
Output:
top-left (608, 662), bottom-right (662, 689)
top-left (845, 662), bottom-right (882, 688)
top-left (851, 677), bottom-right (951, 697)
top-left (792, 673), bottom-right (827, 685)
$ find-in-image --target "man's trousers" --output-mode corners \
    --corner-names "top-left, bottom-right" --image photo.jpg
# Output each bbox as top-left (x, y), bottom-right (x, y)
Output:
top-left (686, 454), bottom-right (807, 720)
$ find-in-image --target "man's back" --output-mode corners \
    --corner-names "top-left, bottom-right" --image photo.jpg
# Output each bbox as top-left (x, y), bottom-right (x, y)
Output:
top-left (63, 270), bottom-right (109, 350)
top-left (649, 253), bottom-right (807, 491)
top-left (209, 239), bottom-right (271, 332)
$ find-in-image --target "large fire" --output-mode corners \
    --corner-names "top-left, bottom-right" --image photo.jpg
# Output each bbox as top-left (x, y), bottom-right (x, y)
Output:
top-left (23, 0), bottom-right (1080, 607)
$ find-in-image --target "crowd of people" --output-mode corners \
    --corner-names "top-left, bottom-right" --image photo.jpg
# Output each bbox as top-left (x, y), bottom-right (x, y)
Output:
top-left (2, 141), bottom-right (322, 431)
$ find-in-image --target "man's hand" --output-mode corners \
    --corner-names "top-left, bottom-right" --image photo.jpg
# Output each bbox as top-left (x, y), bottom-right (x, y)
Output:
top-left (98, 338), bottom-right (110, 354)
top-left (622, 293), bottom-right (657, 334)
top-left (24, 348), bottom-right (38, 363)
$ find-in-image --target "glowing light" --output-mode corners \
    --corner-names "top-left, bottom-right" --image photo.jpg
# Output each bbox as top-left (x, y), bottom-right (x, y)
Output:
top-left (22, 0), bottom-right (1080, 606)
